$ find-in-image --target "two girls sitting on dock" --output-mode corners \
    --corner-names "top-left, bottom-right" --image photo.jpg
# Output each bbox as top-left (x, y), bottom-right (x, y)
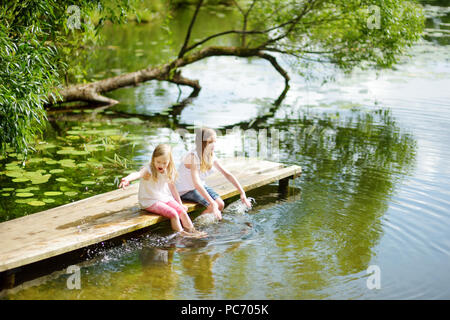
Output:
top-left (119, 127), bottom-right (252, 234)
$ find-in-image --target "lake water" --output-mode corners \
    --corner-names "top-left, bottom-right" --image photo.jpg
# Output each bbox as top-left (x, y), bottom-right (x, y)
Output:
top-left (1, 1), bottom-right (449, 299)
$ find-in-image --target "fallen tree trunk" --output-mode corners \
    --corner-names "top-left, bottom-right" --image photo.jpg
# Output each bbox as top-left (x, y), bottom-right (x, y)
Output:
top-left (47, 46), bottom-right (290, 107)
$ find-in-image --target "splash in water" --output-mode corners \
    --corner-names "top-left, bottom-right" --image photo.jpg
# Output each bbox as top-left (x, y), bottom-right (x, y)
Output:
top-left (193, 197), bottom-right (256, 227)
top-left (193, 213), bottom-right (219, 228)
top-left (223, 197), bottom-right (256, 215)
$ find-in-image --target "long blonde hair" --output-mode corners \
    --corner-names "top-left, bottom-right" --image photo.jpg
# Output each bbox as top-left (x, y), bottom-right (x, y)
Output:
top-left (143, 144), bottom-right (177, 182)
top-left (195, 127), bottom-right (216, 173)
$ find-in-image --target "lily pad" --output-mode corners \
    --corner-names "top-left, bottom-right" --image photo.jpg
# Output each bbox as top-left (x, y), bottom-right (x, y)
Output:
top-left (16, 192), bottom-right (34, 198)
top-left (42, 198), bottom-right (56, 203)
top-left (57, 149), bottom-right (76, 155)
top-left (71, 150), bottom-right (90, 155)
top-left (59, 159), bottom-right (75, 164)
top-left (2, 188), bottom-right (15, 192)
top-left (6, 171), bottom-right (24, 178)
top-left (28, 158), bottom-right (51, 164)
top-left (12, 178), bottom-right (30, 183)
top-left (85, 129), bottom-right (121, 136)
top-left (27, 200), bottom-right (46, 206)
top-left (64, 191), bottom-right (78, 197)
top-left (61, 163), bottom-right (76, 168)
top-left (57, 149), bottom-right (90, 156)
top-left (66, 130), bottom-right (84, 135)
top-left (81, 181), bottom-right (96, 185)
top-left (56, 178), bottom-right (68, 182)
top-left (60, 161), bottom-right (77, 168)
top-left (30, 174), bottom-right (51, 184)
top-left (16, 187), bottom-right (39, 192)
top-left (15, 199), bottom-right (31, 204)
top-left (34, 143), bottom-right (57, 150)
top-left (44, 191), bottom-right (63, 196)
top-left (1, 193), bottom-right (10, 197)
top-left (5, 165), bottom-right (22, 171)
top-left (66, 135), bottom-right (81, 140)
top-left (24, 171), bottom-right (45, 179)
top-left (59, 186), bottom-right (72, 192)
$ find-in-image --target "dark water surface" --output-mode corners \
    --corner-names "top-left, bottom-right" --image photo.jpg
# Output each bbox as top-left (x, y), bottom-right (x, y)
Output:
top-left (1, 2), bottom-right (449, 299)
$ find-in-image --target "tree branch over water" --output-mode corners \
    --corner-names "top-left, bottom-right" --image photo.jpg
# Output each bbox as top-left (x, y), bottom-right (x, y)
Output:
top-left (1, 0), bottom-right (425, 154)
top-left (178, 0), bottom-right (204, 59)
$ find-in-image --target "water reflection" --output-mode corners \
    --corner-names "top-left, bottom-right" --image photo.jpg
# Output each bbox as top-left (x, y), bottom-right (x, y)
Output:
top-left (137, 247), bottom-right (178, 299)
top-left (261, 107), bottom-right (415, 296)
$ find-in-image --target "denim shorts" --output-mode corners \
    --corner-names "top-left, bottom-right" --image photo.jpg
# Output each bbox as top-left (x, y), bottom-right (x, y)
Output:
top-left (180, 185), bottom-right (220, 207)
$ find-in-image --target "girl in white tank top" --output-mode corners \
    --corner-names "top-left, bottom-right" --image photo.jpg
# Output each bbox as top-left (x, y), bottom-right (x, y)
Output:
top-left (175, 128), bottom-right (252, 220)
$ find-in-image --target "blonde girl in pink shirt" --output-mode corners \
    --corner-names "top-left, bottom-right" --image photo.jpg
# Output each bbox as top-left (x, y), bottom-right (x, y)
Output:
top-left (119, 144), bottom-right (205, 237)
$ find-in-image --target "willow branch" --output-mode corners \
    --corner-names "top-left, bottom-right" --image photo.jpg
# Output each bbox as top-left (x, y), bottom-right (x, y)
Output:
top-left (178, 0), bottom-right (204, 58)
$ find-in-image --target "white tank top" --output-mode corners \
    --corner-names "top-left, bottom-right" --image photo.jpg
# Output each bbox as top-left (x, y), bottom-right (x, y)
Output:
top-left (175, 149), bottom-right (217, 195)
top-left (138, 165), bottom-right (174, 209)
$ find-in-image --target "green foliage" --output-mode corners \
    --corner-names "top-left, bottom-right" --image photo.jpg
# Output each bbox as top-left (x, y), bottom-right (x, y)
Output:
top-left (0, 0), bottom-right (136, 155)
top-left (249, 0), bottom-right (425, 71)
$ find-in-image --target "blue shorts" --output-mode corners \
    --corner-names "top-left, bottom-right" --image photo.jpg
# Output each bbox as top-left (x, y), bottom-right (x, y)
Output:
top-left (180, 185), bottom-right (220, 207)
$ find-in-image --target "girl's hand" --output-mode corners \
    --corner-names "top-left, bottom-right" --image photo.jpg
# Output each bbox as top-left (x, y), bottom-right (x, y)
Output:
top-left (241, 193), bottom-right (252, 209)
top-left (213, 207), bottom-right (222, 220)
top-left (208, 202), bottom-right (222, 220)
top-left (118, 178), bottom-right (130, 189)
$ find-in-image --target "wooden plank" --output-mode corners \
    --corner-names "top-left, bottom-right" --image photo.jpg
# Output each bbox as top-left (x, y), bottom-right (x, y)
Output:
top-left (0, 158), bottom-right (301, 272)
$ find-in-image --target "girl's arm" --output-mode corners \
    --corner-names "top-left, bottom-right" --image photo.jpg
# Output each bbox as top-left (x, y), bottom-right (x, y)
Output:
top-left (168, 182), bottom-right (188, 211)
top-left (213, 159), bottom-right (252, 208)
top-left (118, 167), bottom-right (145, 189)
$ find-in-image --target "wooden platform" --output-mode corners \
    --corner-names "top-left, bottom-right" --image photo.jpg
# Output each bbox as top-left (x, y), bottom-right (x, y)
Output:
top-left (0, 157), bottom-right (301, 273)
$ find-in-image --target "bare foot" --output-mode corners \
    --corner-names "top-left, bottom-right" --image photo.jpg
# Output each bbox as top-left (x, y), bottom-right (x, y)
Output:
top-left (192, 229), bottom-right (208, 237)
top-left (179, 230), bottom-right (208, 238)
top-left (186, 227), bottom-right (207, 235)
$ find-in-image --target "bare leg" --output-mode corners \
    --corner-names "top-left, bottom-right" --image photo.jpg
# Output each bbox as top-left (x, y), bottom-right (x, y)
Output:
top-left (170, 216), bottom-right (183, 232)
top-left (179, 211), bottom-right (194, 231)
top-left (165, 201), bottom-right (207, 237)
top-left (146, 202), bottom-right (184, 232)
top-left (215, 198), bottom-right (225, 211)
